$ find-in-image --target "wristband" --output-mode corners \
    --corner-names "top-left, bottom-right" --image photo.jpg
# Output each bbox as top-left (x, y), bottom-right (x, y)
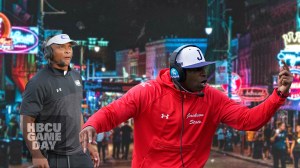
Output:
top-left (277, 89), bottom-right (290, 98)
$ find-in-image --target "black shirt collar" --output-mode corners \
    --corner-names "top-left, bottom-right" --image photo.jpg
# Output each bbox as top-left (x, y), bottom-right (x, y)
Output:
top-left (47, 65), bottom-right (72, 76)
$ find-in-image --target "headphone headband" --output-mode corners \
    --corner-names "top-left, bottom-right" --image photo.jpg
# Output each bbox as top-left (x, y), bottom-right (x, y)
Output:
top-left (169, 44), bottom-right (199, 82)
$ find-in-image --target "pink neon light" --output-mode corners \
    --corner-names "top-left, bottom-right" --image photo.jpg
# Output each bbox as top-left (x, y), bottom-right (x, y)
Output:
top-left (2, 26), bottom-right (38, 53)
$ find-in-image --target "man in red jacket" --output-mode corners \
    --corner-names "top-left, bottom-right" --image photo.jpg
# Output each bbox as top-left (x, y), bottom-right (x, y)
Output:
top-left (80, 44), bottom-right (293, 167)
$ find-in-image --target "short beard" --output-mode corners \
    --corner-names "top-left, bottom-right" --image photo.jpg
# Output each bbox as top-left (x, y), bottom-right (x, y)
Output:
top-left (49, 59), bottom-right (68, 67)
top-left (56, 60), bottom-right (67, 67)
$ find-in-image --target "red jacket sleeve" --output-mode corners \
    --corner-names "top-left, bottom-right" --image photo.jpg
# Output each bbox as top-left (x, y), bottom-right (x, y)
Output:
top-left (217, 89), bottom-right (286, 131)
top-left (82, 82), bottom-right (153, 133)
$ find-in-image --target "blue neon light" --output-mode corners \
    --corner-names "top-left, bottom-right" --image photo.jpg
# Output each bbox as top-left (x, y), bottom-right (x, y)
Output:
top-left (277, 50), bottom-right (300, 67)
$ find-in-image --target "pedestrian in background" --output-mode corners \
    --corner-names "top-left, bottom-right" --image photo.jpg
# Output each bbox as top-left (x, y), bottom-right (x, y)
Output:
top-left (224, 126), bottom-right (233, 152)
top-left (112, 125), bottom-right (122, 159)
top-left (0, 116), bottom-right (8, 138)
top-left (253, 133), bottom-right (264, 159)
top-left (263, 124), bottom-right (272, 160)
top-left (291, 124), bottom-right (300, 168)
top-left (271, 121), bottom-right (290, 168)
top-left (217, 125), bottom-right (225, 151)
top-left (246, 131), bottom-right (255, 157)
top-left (121, 121), bottom-right (133, 160)
top-left (287, 125), bottom-right (295, 163)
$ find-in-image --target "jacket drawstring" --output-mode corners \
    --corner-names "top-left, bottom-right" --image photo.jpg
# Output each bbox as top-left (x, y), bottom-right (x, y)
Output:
top-left (67, 155), bottom-right (70, 168)
top-left (56, 154), bottom-right (58, 168)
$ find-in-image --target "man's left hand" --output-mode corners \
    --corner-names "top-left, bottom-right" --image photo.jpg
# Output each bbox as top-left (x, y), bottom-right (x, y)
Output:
top-left (278, 60), bottom-right (293, 94)
top-left (88, 143), bottom-right (100, 168)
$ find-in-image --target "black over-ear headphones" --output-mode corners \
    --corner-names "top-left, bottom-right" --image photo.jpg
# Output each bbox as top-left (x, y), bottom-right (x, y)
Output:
top-left (42, 35), bottom-right (55, 60)
top-left (169, 44), bottom-right (199, 82)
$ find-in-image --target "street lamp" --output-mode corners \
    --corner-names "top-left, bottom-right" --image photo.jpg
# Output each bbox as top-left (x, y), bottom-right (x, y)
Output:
top-left (101, 65), bottom-right (106, 72)
top-left (205, 16), bottom-right (233, 98)
top-left (94, 46), bottom-right (100, 52)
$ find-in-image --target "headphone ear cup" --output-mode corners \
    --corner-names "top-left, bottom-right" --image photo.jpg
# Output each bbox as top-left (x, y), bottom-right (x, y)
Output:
top-left (170, 45), bottom-right (196, 82)
top-left (42, 36), bottom-right (55, 60)
top-left (43, 45), bottom-right (53, 60)
top-left (46, 47), bottom-right (53, 59)
top-left (170, 64), bottom-right (186, 82)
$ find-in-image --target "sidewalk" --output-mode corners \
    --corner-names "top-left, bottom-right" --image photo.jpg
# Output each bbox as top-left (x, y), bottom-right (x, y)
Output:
top-left (211, 145), bottom-right (293, 168)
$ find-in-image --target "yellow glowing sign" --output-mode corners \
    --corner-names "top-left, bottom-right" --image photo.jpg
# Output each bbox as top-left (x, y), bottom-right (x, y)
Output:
top-left (282, 32), bottom-right (300, 51)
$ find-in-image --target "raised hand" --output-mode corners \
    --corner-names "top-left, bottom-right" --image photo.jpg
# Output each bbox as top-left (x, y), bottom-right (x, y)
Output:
top-left (278, 60), bottom-right (293, 94)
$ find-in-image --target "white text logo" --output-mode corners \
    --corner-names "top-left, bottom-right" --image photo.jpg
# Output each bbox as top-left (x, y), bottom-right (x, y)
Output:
top-left (75, 80), bottom-right (81, 86)
top-left (56, 88), bottom-right (62, 92)
top-left (161, 114), bottom-right (169, 119)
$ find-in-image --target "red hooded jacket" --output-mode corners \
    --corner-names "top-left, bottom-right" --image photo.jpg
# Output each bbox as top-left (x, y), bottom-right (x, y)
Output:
top-left (83, 69), bottom-right (286, 167)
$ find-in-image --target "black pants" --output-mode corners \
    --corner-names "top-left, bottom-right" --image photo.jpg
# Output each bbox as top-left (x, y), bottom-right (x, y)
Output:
top-left (122, 141), bottom-right (130, 160)
top-left (293, 151), bottom-right (300, 168)
top-left (47, 150), bottom-right (93, 168)
top-left (272, 148), bottom-right (286, 168)
top-left (113, 141), bottom-right (121, 159)
top-left (218, 140), bottom-right (225, 150)
top-left (97, 142), bottom-right (107, 162)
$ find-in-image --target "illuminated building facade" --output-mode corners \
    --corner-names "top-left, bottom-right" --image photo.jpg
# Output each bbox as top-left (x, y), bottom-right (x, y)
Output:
top-left (145, 38), bottom-right (208, 79)
top-left (240, 0), bottom-right (299, 125)
top-left (115, 48), bottom-right (146, 78)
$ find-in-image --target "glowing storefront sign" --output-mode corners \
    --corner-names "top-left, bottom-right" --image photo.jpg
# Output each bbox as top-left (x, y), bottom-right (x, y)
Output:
top-left (238, 87), bottom-right (269, 102)
top-left (277, 32), bottom-right (300, 101)
top-left (0, 13), bottom-right (38, 53)
top-left (215, 60), bottom-right (228, 84)
top-left (2, 26), bottom-right (39, 53)
top-left (288, 69), bottom-right (300, 100)
top-left (221, 73), bottom-right (242, 94)
top-left (0, 12), bottom-right (13, 51)
top-left (277, 32), bottom-right (300, 67)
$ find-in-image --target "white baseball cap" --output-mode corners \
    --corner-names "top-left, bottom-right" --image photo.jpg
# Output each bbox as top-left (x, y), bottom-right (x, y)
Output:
top-left (45, 34), bottom-right (78, 47)
top-left (176, 46), bottom-right (215, 68)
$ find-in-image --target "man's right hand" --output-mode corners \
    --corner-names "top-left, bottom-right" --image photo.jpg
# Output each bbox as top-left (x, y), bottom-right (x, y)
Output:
top-left (31, 156), bottom-right (49, 168)
top-left (79, 126), bottom-right (97, 153)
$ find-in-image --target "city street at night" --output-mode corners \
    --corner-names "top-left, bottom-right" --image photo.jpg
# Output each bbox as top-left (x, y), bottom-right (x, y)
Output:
top-left (1, 0), bottom-right (300, 168)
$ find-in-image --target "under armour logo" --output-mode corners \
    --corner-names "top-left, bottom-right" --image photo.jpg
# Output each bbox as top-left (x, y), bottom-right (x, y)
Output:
top-left (56, 88), bottom-right (62, 92)
top-left (140, 82), bottom-right (152, 87)
top-left (161, 114), bottom-right (169, 119)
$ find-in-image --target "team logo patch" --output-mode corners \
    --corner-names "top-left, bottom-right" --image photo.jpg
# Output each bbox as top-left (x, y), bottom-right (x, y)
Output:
top-left (170, 68), bottom-right (179, 79)
top-left (74, 80), bottom-right (81, 86)
top-left (61, 34), bottom-right (69, 39)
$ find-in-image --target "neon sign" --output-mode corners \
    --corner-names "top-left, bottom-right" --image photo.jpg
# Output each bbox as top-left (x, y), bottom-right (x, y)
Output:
top-left (277, 32), bottom-right (300, 67)
top-left (0, 26), bottom-right (38, 54)
top-left (0, 12), bottom-right (13, 51)
top-left (0, 13), bottom-right (11, 38)
top-left (288, 69), bottom-right (300, 101)
top-left (238, 87), bottom-right (269, 102)
top-left (0, 13), bottom-right (39, 53)
top-left (221, 73), bottom-right (242, 94)
top-left (277, 31), bottom-right (300, 101)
